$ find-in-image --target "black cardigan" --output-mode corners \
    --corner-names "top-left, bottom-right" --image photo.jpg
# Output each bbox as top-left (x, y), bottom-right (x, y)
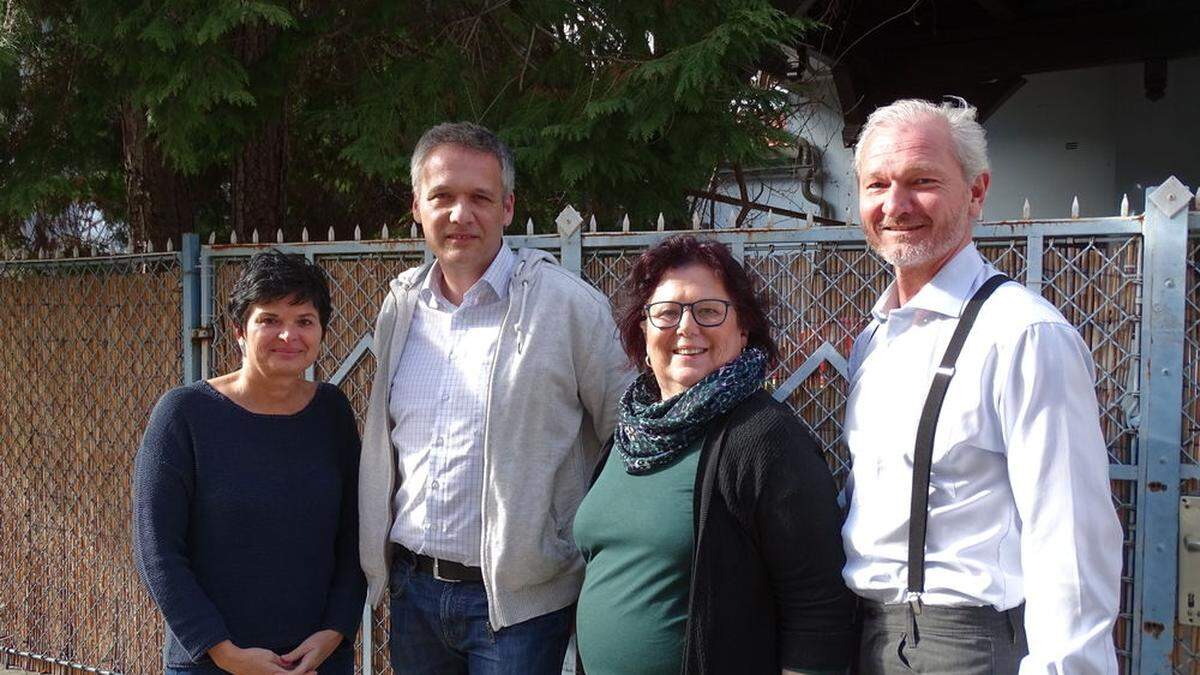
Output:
top-left (584, 389), bottom-right (856, 674)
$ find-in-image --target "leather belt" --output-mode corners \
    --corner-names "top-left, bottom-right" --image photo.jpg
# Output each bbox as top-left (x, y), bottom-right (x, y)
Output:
top-left (410, 552), bottom-right (483, 583)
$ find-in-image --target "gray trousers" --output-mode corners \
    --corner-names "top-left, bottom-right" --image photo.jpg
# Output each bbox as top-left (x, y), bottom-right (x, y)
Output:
top-left (857, 601), bottom-right (1028, 674)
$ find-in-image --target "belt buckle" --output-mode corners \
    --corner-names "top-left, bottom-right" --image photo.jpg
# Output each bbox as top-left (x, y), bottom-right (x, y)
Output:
top-left (432, 558), bottom-right (460, 583)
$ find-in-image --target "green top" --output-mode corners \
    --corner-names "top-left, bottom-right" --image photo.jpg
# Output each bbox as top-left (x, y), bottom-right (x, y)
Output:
top-left (573, 438), bottom-right (703, 675)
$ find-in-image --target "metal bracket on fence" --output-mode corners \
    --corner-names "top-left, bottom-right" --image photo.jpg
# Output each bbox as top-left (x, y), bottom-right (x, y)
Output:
top-left (557, 206), bottom-right (584, 276)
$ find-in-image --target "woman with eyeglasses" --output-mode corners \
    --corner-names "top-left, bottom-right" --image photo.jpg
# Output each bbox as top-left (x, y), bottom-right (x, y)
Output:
top-left (573, 235), bottom-right (856, 674)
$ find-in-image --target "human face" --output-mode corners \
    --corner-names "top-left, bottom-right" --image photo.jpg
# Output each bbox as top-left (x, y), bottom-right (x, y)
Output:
top-left (643, 264), bottom-right (748, 399)
top-left (412, 144), bottom-right (515, 282)
top-left (237, 296), bottom-right (323, 379)
top-left (857, 118), bottom-right (989, 279)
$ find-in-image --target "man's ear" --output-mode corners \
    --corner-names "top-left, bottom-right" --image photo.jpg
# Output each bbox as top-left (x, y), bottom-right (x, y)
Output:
top-left (968, 171), bottom-right (990, 220)
top-left (502, 193), bottom-right (515, 228)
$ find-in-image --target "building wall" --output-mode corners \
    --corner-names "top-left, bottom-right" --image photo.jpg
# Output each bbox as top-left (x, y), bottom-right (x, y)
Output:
top-left (713, 56), bottom-right (1200, 226)
top-left (711, 65), bottom-right (860, 227)
top-left (987, 56), bottom-right (1200, 219)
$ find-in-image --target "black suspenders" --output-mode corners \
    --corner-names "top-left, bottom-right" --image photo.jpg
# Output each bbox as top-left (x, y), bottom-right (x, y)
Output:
top-left (905, 274), bottom-right (1012, 612)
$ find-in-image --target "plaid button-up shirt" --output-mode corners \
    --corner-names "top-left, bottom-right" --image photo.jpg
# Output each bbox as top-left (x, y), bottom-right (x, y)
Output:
top-left (387, 246), bottom-right (515, 565)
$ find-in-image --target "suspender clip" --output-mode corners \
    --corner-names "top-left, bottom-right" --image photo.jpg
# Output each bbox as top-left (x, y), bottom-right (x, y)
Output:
top-left (934, 366), bottom-right (955, 377)
top-left (904, 591), bottom-right (923, 615)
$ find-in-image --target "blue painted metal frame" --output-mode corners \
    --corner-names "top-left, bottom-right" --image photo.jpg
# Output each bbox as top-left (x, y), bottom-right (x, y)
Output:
top-left (180, 233), bottom-right (202, 384)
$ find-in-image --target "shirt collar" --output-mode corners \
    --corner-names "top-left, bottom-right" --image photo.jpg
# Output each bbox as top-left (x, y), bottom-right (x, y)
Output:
top-left (870, 243), bottom-right (984, 321)
top-left (420, 244), bottom-right (515, 309)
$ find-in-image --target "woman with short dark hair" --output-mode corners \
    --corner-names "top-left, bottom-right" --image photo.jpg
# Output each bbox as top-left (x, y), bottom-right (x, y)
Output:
top-left (574, 235), bottom-right (856, 674)
top-left (133, 250), bottom-right (365, 674)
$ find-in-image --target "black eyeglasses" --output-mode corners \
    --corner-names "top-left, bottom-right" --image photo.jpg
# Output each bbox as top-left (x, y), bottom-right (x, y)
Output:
top-left (644, 299), bottom-right (733, 329)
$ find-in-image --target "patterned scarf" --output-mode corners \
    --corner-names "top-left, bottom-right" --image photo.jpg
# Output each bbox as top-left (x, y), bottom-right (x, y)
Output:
top-left (613, 347), bottom-right (768, 475)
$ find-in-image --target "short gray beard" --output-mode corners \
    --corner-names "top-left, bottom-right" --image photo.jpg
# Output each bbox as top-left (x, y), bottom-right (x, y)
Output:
top-left (875, 233), bottom-right (959, 269)
top-left (870, 209), bottom-right (974, 271)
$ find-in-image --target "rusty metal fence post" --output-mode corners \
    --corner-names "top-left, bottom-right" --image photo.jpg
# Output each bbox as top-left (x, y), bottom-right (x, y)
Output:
top-left (1134, 178), bottom-right (1192, 670)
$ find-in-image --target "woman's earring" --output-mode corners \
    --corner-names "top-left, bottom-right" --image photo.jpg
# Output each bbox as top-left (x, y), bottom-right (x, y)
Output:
top-left (644, 354), bottom-right (652, 368)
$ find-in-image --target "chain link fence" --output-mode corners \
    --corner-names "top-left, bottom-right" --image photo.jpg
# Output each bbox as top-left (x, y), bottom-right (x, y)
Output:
top-left (0, 254), bottom-right (181, 675)
top-left (0, 204), bottom-right (1192, 673)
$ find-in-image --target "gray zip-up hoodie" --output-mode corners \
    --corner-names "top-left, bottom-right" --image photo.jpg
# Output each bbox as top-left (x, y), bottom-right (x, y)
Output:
top-left (359, 248), bottom-right (634, 628)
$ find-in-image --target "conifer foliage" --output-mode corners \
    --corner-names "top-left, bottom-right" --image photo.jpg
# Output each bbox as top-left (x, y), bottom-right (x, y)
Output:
top-left (0, 0), bottom-right (812, 248)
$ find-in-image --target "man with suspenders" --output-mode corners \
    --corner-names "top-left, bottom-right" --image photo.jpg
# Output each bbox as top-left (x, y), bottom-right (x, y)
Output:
top-left (841, 98), bottom-right (1123, 673)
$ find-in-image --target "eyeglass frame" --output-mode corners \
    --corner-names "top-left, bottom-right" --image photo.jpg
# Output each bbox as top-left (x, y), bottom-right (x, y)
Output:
top-left (643, 299), bottom-right (734, 329)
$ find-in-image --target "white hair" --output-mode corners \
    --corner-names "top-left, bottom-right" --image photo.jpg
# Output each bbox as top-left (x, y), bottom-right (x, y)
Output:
top-left (853, 98), bottom-right (990, 181)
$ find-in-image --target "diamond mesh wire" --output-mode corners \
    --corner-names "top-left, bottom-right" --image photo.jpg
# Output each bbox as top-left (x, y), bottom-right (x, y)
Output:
top-left (1041, 236), bottom-right (1143, 466)
top-left (1112, 478), bottom-right (1138, 672)
top-left (1183, 236), bottom-right (1200, 469)
top-left (743, 243), bottom-right (889, 481)
top-left (0, 254), bottom-right (181, 675)
top-left (580, 248), bottom-right (638, 300)
top-left (1175, 233), bottom-right (1200, 673)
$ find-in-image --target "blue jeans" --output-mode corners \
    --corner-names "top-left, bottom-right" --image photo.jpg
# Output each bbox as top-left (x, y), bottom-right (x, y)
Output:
top-left (388, 551), bottom-right (572, 675)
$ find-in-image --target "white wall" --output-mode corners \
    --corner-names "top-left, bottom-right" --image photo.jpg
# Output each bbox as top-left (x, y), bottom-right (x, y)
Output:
top-left (711, 56), bottom-right (1200, 226)
top-left (1111, 57), bottom-right (1200, 215)
top-left (985, 56), bottom-right (1200, 220)
top-left (710, 63), bottom-right (859, 227)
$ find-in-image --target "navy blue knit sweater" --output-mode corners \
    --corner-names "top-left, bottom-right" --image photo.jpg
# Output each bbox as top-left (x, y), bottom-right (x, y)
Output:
top-left (133, 381), bottom-right (366, 670)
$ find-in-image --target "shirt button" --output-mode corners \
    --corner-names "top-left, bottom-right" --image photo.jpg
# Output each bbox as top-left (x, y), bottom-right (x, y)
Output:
top-left (434, 437), bottom-right (443, 446)
top-left (441, 393), bottom-right (450, 402)
top-left (431, 480), bottom-right (440, 489)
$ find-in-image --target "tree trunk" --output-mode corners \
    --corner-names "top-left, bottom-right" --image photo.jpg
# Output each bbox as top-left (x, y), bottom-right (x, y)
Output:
top-left (231, 22), bottom-right (288, 242)
top-left (120, 103), bottom-right (196, 249)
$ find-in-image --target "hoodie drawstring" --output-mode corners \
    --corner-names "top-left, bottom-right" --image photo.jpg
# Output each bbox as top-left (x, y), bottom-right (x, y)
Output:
top-left (511, 258), bottom-right (531, 353)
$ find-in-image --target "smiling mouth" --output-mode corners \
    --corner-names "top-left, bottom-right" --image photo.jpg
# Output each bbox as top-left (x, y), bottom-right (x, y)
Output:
top-left (880, 217), bottom-right (928, 232)
top-left (674, 347), bottom-right (707, 356)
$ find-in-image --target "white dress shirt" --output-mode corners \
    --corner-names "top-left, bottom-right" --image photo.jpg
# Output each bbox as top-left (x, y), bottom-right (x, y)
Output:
top-left (388, 246), bottom-right (515, 565)
top-left (842, 243), bottom-right (1123, 674)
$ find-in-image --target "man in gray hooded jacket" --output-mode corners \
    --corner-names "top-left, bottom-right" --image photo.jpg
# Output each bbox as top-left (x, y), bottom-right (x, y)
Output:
top-left (359, 122), bottom-right (633, 674)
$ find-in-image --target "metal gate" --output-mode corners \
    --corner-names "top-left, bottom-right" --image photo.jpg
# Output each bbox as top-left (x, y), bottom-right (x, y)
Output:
top-left (185, 176), bottom-right (1198, 673)
top-left (0, 177), bottom-right (1195, 674)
